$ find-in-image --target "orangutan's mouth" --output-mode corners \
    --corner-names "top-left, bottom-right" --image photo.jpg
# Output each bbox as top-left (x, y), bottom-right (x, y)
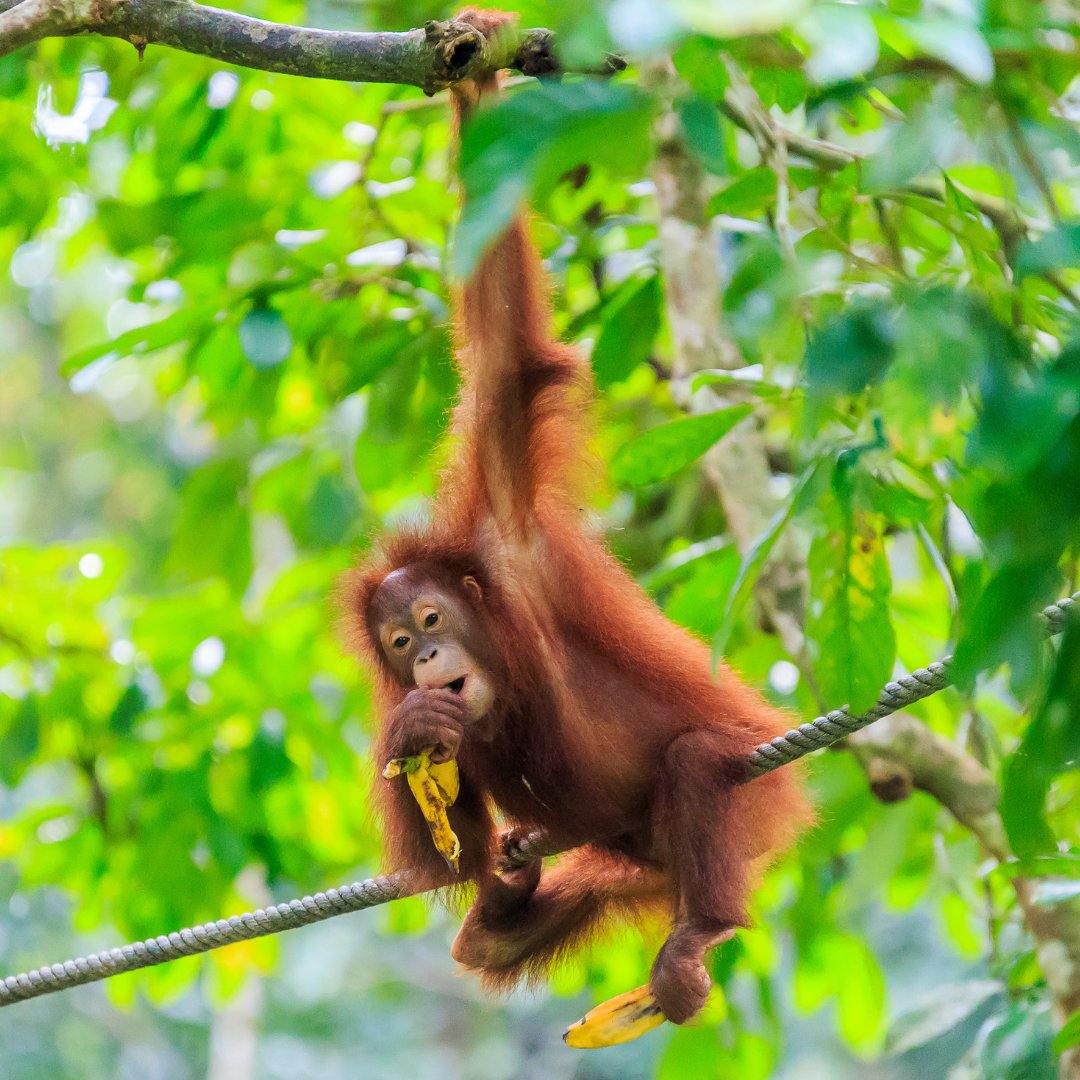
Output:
top-left (445, 676), bottom-right (466, 694)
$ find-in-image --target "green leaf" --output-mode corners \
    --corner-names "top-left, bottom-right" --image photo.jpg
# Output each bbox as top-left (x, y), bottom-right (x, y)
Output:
top-left (658, 1026), bottom-right (725, 1080)
top-left (834, 936), bottom-right (887, 1052)
top-left (807, 501), bottom-right (895, 714)
top-left (970, 341), bottom-right (1080, 481)
top-left (678, 96), bottom-right (727, 175)
top-left (98, 189), bottom-right (261, 262)
top-left (62, 301), bottom-right (220, 375)
top-left (108, 683), bottom-right (148, 736)
top-left (886, 980), bottom-right (1001, 1057)
top-left (673, 37), bottom-right (731, 100)
top-left (980, 1003), bottom-right (1056, 1080)
top-left (0, 49), bottom-right (29, 97)
top-left (239, 306), bottom-right (293, 368)
top-left (795, 931), bottom-right (887, 1052)
top-left (1053, 1009), bottom-right (1080, 1054)
top-left (1001, 751), bottom-right (1058, 862)
top-left (860, 105), bottom-right (949, 194)
top-left (995, 854), bottom-right (1080, 880)
top-left (950, 562), bottom-right (1059, 692)
top-left (611, 404), bottom-right (753, 487)
top-left (1016, 221), bottom-right (1080, 278)
top-left (1000, 623), bottom-right (1080, 859)
top-left (805, 299), bottom-right (897, 395)
top-left (664, 548), bottom-right (741, 639)
top-left (691, 370), bottom-right (784, 397)
top-left (708, 167), bottom-right (778, 216)
top-left (96, 193), bottom-right (203, 254)
top-left (298, 473), bottom-right (358, 549)
top-left (455, 81), bottom-right (654, 278)
top-left (887, 288), bottom-right (990, 407)
top-left (0, 696), bottom-right (39, 787)
top-left (750, 65), bottom-right (809, 112)
top-left (591, 274), bottom-right (662, 387)
top-left (249, 729), bottom-right (291, 794)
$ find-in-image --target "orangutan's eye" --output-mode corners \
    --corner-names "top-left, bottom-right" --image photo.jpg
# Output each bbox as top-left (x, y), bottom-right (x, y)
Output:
top-left (424, 610), bottom-right (441, 629)
top-left (392, 634), bottom-right (410, 650)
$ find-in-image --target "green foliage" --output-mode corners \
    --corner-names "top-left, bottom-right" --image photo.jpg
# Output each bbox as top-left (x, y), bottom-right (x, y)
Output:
top-left (1001, 626), bottom-right (1080, 859)
top-left (677, 96), bottom-right (727, 175)
top-left (885, 980), bottom-right (1002, 1058)
top-left (708, 167), bottom-right (777, 216)
top-left (2, 0), bottom-right (1080, 1076)
top-left (1017, 222), bottom-right (1080, 278)
top-left (592, 272), bottom-right (662, 387)
top-left (611, 403), bottom-right (752, 486)
top-left (455, 79), bottom-right (654, 275)
top-left (979, 1004), bottom-right (1057, 1080)
top-left (806, 487), bottom-right (895, 714)
top-left (805, 298), bottom-right (897, 396)
top-left (1053, 1008), bottom-right (1080, 1054)
top-left (715, 461), bottom-right (824, 653)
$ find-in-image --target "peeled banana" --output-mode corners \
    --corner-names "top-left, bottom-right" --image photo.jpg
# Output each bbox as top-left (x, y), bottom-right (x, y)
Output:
top-left (383, 754), bottom-right (667, 1048)
top-left (383, 749), bottom-right (461, 873)
top-left (563, 984), bottom-right (666, 1048)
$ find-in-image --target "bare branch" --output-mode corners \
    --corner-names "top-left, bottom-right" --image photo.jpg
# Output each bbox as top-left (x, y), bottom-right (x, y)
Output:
top-left (849, 714), bottom-right (1008, 856)
top-left (0, 0), bottom-right (624, 89)
top-left (0, 0), bottom-right (75, 54)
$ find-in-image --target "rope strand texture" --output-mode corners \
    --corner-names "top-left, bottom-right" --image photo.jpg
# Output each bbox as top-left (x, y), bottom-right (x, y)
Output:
top-left (1, 592), bottom-right (1075, 1008)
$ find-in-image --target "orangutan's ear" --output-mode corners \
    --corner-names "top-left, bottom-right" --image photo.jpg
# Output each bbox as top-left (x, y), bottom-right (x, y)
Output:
top-left (462, 575), bottom-right (483, 603)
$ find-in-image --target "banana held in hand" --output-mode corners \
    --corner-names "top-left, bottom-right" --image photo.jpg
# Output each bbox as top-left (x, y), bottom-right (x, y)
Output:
top-left (563, 984), bottom-right (666, 1048)
top-left (382, 749), bottom-right (461, 873)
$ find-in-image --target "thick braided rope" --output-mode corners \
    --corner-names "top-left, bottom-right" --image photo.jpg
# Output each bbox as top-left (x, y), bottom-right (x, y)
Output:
top-left (0, 872), bottom-right (408, 1007)
top-left (744, 592), bottom-right (1076, 780)
top-left (1, 592), bottom-right (1074, 1008)
top-left (742, 665), bottom-right (953, 778)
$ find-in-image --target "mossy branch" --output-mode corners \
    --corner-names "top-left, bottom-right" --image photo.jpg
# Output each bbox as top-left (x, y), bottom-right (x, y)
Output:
top-left (0, 0), bottom-right (625, 91)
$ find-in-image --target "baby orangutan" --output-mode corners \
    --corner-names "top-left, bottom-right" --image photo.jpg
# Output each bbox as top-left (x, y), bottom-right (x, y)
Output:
top-left (343, 8), bottom-right (810, 1027)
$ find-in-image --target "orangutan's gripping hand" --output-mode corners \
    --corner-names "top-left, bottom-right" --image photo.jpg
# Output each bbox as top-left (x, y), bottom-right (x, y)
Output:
top-left (386, 687), bottom-right (471, 764)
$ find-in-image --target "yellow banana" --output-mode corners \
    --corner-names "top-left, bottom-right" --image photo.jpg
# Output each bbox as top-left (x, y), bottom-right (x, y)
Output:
top-left (428, 756), bottom-right (459, 804)
top-left (382, 748), bottom-right (461, 873)
top-left (563, 984), bottom-right (665, 1048)
top-left (383, 753), bottom-right (664, 1047)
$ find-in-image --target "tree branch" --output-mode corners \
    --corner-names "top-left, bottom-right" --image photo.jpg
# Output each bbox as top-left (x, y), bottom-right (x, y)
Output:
top-left (848, 714), bottom-right (1008, 856)
top-left (646, 58), bottom-right (814, 695)
top-left (0, 0), bottom-right (624, 89)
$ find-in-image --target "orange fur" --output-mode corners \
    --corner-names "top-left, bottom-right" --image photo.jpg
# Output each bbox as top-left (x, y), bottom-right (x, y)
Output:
top-left (340, 9), bottom-right (811, 1019)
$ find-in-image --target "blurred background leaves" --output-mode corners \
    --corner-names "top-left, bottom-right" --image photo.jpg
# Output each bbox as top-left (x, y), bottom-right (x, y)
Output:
top-left (1, 0), bottom-right (1079, 1078)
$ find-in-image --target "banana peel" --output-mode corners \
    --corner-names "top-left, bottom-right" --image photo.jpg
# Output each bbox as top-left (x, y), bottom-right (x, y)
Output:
top-left (382, 748), bottom-right (461, 872)
top-left (382, 752), bottom-right (663, 1048)
top-left (563, 984), bottom-right (666, 1048)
